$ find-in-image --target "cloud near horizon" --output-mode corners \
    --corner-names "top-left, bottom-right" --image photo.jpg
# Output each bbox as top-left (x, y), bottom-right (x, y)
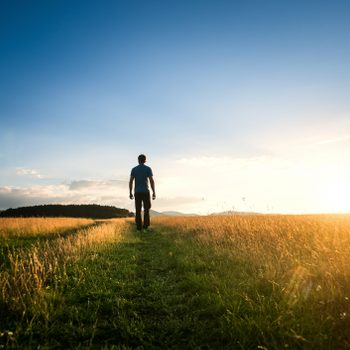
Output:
top-left (0, 181), bottom-right (128, 210)
top-left (1, 138), bottom-right (350, 215)
top-left (0, 180), bottom-right (203, 213)
top-left (68, 179), bottom-right (127, 191)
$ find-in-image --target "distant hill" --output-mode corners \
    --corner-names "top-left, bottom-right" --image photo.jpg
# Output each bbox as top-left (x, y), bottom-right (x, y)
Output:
top-left (0, 204), bottom-right (134, 219)
top-left (150, 209), bottom-right (198, 217)
top-left (148, 210), bottom-right (164, 217)
top-left (210, 210), bottom-right (261, 216)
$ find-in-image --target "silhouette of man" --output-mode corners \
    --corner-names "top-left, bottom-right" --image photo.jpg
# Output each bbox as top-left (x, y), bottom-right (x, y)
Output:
top-left (129, 154), bottom-right (156, 230)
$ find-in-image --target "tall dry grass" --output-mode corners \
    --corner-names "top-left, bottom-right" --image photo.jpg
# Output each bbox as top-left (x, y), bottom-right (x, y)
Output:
top-left (155, 214), bottom-right (350, 305)
top-left (0, 219), bottom-right (128, 317)
top-left (0, 217), bottom-right (94, 239)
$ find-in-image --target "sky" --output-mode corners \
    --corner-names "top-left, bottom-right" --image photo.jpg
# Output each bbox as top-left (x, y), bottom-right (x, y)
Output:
top-left (1, 0), bottom-right (350, 214)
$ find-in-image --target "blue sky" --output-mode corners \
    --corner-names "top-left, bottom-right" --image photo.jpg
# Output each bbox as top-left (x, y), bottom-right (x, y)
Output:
top-left (1, 0), bottom-right (350, 213)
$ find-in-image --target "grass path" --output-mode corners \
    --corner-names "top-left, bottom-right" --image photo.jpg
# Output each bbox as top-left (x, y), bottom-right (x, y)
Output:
top-left (24, 223), bottom-right (229, 349)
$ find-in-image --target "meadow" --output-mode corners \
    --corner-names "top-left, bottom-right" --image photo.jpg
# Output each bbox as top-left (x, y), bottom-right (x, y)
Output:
top-left (0, 215), bottom-right (349, 349)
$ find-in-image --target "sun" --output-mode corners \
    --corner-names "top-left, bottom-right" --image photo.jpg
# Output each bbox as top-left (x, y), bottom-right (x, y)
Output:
top-left (320, 181), bottom-right (350, 213)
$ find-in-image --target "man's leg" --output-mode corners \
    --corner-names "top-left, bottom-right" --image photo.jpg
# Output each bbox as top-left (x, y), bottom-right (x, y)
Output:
top-left (143, 192), bottom-right (151, 229)
top-left (134, 193), bottom-right (142, 230)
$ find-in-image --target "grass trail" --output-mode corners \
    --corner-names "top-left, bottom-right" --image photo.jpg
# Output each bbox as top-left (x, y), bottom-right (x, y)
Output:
top-left (10, 223), bottom-right (229, 348)
top-left (62, 224), bottom-right (235, 349)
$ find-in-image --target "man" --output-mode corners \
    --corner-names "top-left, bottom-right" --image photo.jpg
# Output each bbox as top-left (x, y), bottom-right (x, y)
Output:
top-left (129, 154), bottom-right (156, 230)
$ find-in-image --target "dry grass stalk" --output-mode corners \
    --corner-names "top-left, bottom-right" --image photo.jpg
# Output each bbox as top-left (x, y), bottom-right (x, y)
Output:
top-left (0, 219), bottom-right (128, 314)
top-left (154, 215), bottom-right (350, 302)
top-left (0, 217), bottom-right (94, 239)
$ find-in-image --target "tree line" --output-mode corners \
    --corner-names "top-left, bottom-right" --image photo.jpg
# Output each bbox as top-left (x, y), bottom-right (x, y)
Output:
top-left (0, 204), bottom-right (134, 219)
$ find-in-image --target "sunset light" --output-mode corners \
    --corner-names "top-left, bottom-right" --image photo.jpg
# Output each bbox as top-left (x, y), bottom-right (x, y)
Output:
top-left (1, 1), bottom-right (350, 215)
top-left (320, 181), bottom-right (350, 213)
top-left (1, 1), bottom-right (350, 348)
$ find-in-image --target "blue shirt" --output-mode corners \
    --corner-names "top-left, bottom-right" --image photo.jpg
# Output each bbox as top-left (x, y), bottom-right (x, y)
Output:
top-left (131, 164), bottom-right (153, 193)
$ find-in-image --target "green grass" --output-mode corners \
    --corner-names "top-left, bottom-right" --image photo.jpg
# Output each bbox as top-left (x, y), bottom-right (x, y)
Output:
top-left (1, 219), bottom-right (349, 349)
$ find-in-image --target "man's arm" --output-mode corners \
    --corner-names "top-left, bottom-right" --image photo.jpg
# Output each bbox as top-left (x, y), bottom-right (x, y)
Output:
top-left (129, 176), bottom-right (134, 199)
top-left (149, 176), bottom-right (156, 200)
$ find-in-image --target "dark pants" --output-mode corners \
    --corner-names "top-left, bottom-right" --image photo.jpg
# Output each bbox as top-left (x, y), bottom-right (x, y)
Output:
top-left (135, 192), bottom-right (151, 230)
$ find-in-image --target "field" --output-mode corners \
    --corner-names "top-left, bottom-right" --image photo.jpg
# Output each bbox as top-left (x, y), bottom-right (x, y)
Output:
top-left (1, 215), bottom-right (349, 349)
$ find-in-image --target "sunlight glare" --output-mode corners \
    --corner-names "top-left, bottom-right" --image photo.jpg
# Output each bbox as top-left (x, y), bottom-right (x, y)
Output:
top-left (321, 181), bottom-right (350, 213)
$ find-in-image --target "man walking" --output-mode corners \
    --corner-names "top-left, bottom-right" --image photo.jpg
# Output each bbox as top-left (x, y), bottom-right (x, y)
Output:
top-left (129, 154), bottom-right (156, 230)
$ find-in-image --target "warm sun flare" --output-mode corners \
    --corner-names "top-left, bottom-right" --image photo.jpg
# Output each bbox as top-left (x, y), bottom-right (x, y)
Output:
top-left (321, 182), bottom-right (350, 213)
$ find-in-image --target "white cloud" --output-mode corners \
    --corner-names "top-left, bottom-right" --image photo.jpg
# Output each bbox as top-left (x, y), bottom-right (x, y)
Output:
top-left (176, 155), bottom-right (269, 168)
top-left (16, 167), bottom-right (44, 179)
top-left (313, 134), bottom-right (350, 146)
top-left (0, 182), bottom-right (128, 210)
top-left (0, 185), bottom-right (69, 209)
top-left (68, 179), bottom-right (127, 191)
top-left (0, 180), bottom-right (202, 214)
top-left (3, 143), bottom-right (350, 215)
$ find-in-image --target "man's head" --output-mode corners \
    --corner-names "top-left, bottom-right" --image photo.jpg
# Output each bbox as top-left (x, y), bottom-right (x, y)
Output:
top-left (138, 154), bottom-right (146, 164)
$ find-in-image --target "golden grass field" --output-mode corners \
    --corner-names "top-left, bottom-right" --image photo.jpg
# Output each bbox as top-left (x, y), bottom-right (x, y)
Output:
top-left (1, 218), bottom-right (127, 309)
top-left (0, 217), bottom-right (94, 239)
top-left (156, 214), bottom-right (350, 301)
top-left (1, 215), bottom-right (349, 348)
